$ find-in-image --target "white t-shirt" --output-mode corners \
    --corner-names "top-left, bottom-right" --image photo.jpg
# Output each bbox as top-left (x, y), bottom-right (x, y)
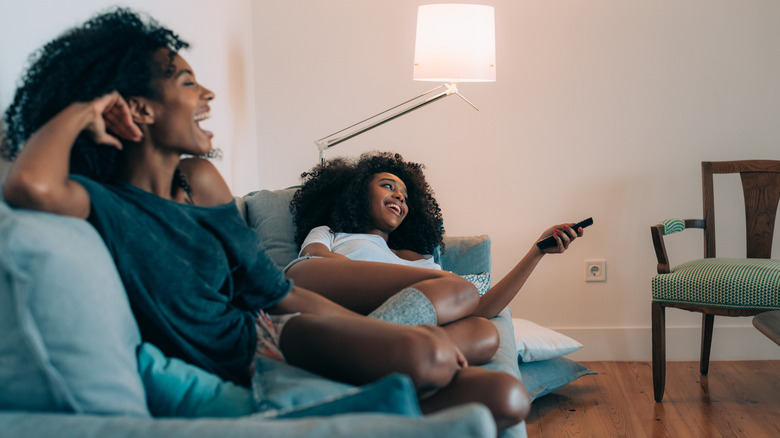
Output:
top-left (300, 225), bottom-right (442, 270)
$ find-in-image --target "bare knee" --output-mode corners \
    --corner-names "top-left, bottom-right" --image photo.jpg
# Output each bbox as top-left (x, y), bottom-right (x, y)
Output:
top-left (401, 325), bottom-right (462, 393)
top-left (443, 273), bottom-right (480, 310)
top-left (416, 274), bottom-right (480, 323)
top-left (469, 318), bottom-right (500, 365)
top-left (483, 372), bottom-right (530, 432)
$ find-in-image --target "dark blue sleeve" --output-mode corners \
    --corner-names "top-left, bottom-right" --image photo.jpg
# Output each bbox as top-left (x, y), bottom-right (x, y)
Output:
top-left (233, 247), bottom-right (292, 311)
top-left (222, 214), bottom-right (293, 312)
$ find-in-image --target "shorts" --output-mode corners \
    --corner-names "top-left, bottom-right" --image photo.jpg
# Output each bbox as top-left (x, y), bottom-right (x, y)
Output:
top-left (282, 255), bottom-right (322, 273)
top-left (254, 310), bottom-right (300, 362)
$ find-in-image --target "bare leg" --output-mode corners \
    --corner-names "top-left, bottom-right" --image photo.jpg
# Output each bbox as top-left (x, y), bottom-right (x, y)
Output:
top-left (286, 258), bottom-right (478, 324)
top-left (420, 367), bottom-right (530, 436)
top-left (442, 317), bottom-right (500, 365)
top-left (279, 313), bottom-right (462, 394)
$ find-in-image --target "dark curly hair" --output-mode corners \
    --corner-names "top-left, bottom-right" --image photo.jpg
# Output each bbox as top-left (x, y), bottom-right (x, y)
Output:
top-left (291, 151), bottom-right (445, 255)
top-left (0, 7), bottom-right (189, 180)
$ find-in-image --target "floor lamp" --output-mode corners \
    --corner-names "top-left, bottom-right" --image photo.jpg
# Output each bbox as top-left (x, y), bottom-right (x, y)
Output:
top-left (315, 4), bottom-right (496, 163)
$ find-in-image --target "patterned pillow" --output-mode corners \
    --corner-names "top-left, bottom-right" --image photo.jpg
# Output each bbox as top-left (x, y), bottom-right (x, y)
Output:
top-left (462, 272), bottom-right (491, 296)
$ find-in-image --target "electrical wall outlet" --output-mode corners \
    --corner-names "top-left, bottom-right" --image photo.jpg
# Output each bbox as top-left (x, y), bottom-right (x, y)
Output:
top-left (585, 260), bottom-right (606, 282)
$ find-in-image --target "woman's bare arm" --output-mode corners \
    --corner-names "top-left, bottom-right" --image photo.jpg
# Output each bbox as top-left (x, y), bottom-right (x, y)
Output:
top-left (472, 223), bottom-right (582, 318)
top-left (3, 92), bottom-right (141, 218)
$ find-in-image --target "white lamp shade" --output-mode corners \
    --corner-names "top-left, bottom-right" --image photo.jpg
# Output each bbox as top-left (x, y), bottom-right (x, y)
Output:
top-left (413, 4), bottom-right (496, 82)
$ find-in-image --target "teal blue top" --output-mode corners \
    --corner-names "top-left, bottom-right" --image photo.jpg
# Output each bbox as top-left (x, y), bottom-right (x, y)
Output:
top-left (74, 176), bottom-right (292, 386)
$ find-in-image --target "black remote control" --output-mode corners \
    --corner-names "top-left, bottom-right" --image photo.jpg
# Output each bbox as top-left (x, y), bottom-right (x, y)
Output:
top-left (535, 217), bottom-right (593, 250)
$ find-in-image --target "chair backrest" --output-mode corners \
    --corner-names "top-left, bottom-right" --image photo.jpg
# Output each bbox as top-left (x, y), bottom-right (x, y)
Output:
top-left (702, 160), bottom-right (780, 258)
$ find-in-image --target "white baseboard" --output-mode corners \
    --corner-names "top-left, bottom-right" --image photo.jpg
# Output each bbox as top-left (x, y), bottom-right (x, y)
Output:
top-left (554, 325), bottom-right (780, 361)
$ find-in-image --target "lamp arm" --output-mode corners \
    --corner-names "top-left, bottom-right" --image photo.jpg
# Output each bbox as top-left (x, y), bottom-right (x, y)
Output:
top-left (315, 82), bottom-right (477, 163)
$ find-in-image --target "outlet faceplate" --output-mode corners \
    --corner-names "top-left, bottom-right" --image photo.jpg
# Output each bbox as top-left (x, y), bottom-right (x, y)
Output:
top-left (585, 260), bottom-right (606, 282)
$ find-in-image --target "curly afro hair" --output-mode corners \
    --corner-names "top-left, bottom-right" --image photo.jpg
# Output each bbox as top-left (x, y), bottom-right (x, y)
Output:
top-left (291, 151), bottom-right (445, 255)
top-left (0, 8), bottom-right (189, 180)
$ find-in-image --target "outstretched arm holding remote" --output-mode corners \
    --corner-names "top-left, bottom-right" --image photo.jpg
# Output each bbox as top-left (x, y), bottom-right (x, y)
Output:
top-left (472, 218), bottom-right (591, 319)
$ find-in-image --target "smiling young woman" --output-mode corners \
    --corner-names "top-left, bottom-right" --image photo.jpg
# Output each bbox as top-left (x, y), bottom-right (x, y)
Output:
top-left (288, 151), bottom-right (585, 361)
top-left (288, 152), bottom-right (500, 365)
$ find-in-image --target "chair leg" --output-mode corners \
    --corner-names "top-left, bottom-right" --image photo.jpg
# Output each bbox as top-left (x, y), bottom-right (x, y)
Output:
top-left (651, 302), bottom-right (666, 402)
top-left (700, 313), bottom-right (714, 375)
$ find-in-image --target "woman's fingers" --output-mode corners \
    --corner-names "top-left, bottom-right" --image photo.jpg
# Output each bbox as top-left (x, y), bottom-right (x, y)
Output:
top-left (101, 93), bottom-right (143, 142)
top-left (540, 222), bottom-right (581, 253)
top-left (83, 92), bottom-right (143, 149)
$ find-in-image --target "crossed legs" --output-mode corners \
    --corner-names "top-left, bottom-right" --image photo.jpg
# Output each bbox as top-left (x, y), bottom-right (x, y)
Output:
top-left (286, 257), bottom-right (499, 364)
top-left (279, 313), bottom-right (529, 435)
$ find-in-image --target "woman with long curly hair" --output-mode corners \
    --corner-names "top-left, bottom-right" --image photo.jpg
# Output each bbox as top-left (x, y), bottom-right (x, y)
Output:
top-left (288, 152), bottom-right (584, 364)
top-left (1, 8), bottom-right (529, 433)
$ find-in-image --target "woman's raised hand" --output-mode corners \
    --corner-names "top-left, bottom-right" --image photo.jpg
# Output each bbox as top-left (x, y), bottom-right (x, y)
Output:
top-left (536, 223), bottom-right (583, 254)
top-left (84, 92), bottom-right (143, 148)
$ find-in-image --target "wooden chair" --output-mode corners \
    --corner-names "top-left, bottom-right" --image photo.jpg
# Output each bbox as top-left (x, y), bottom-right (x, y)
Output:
top-left (650, 160), bottom-right (780, 402)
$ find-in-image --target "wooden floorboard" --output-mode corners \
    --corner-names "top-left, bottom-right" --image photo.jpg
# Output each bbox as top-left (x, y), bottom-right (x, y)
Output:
top-left (526, 361), bottom-right (780, 438)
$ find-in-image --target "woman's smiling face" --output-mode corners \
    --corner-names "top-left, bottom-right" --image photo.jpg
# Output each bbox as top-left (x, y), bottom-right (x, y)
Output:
top-left (367, 172), bottom-right (409, 238)
top-left (144, 49), bottom-right (215, 156)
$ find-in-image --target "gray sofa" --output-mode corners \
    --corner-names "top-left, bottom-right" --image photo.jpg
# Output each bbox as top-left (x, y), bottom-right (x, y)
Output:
top-left (0, 186), bottom-right (527, 438)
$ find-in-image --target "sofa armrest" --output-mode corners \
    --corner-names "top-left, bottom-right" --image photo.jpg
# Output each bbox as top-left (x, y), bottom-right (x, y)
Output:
top-left (0, 404), bottom-right (495, 438)
top-left (650, 218), bottom-right (705, 274)
top-left (482, 308), bottom-right (527, 438)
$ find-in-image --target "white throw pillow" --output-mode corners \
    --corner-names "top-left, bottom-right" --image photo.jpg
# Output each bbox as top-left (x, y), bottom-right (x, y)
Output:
top-left (512, 318), bottom-right (583, 363)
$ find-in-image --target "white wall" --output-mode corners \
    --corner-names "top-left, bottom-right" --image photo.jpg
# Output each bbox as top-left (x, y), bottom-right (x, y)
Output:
top-left (0, 0), bottom-right (259, 195)
top-left (250, 0), bottom-right (780, 360)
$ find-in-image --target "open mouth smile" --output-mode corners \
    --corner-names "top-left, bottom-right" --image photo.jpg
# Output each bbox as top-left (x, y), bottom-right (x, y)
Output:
top-left (194, 110), bottom-right (214, 139)
top-left (385, 202), bottom-right (403, 216)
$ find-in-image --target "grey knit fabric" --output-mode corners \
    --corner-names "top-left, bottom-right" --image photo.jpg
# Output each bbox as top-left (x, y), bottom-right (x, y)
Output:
top-left (368, 288), bottom-right (437, 326)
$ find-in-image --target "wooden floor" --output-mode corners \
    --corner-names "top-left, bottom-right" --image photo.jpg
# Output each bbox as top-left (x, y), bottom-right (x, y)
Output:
top-left (526, 361), bottom-right (780, 438)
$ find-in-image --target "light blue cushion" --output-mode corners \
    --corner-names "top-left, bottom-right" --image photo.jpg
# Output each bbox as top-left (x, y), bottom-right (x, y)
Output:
top-left (517, 357), bottom-right (596, 400)
top-left (480, 308), bottom-right (528, 438)
top-left (435, 234), bottom-right (491, 275)
top-left (137, 343), bottom-right (253, 417)
top-left (0, 203), bottom-right (148, 416)
top-left (243, 188), bottom-right (299, 268)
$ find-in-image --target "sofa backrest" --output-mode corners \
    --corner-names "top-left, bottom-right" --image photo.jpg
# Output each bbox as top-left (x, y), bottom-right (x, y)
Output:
top-left (241, 188), bottom-right (492, 277)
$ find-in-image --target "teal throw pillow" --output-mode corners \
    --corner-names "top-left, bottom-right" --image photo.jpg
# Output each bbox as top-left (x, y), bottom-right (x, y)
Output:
top-left (518, 356), bottom-right (596, 400)
top-left (137, 343), bottom-right (253, 417)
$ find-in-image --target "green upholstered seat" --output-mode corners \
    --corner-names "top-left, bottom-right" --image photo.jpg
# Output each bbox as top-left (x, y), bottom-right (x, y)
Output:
top-left (652, 258), bottom-right (780, 310)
